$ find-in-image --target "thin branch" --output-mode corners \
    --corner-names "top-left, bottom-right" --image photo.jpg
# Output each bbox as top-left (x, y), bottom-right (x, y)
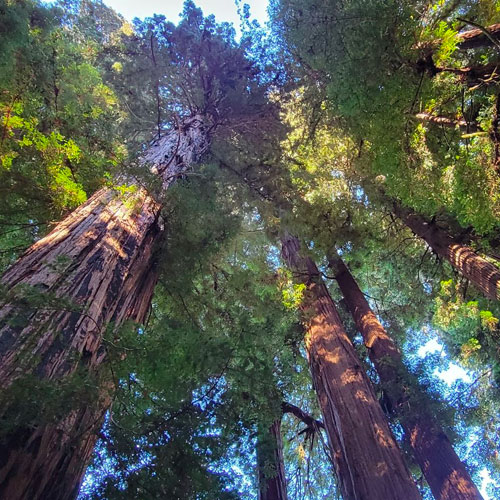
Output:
top-left (282, 402), bottom-right (324, 430)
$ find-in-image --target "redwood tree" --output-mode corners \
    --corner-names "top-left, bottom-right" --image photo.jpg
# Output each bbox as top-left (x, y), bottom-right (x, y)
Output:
top-left (394, 204), bottom-right (500, 302)
top-left (257, 419), bottom-right (288, 500)
top-left (0, 5), bottom-right (272, 497)
top-left (0, 115), bottom-right (209, 500)
top-left (330, 255), bottom-right (483, 500)
top-left (281, 233), bottom-right (421, 500)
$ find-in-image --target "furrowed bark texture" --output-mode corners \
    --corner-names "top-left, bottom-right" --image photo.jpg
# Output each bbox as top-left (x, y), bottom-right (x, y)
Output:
top-left (281, 234), bottom-right (421, 500)
top-left (394, 204), bottom-right (500, 301)
top-left (330, 256), bottom-right (483, 500)
top-left (0, 115), bottom-right (210, 500)
top-left (257, 419), bottom-right (288, 500)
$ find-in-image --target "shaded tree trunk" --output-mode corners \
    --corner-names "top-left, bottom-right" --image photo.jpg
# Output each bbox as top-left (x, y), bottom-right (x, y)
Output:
top-left (281, 233), bottom-right (421, 500)
top-left (0, 115), bottom-right (210, 500)
top-left (257, 419), bottom-right (288, 500)
top-left (415, 23), bottom-right (500, 78)
top-left (394, 204), bottom-right (500, 301)
top-left (434, 63), bottom-right (500, 87)
top-left (330, 255), bottom-right (483, 500)
top-left (415, 56), bottom-right (499, 86)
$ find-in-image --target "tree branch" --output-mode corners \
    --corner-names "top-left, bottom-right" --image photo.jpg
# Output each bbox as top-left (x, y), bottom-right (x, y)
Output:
top-left (282, 402), bottom-right (324, 430)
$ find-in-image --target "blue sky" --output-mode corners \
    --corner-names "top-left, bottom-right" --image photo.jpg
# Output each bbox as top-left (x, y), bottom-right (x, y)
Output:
top-left (102, 0), bottom-right (269, 28)
top-left (416, 335), bottom-right (495, 499)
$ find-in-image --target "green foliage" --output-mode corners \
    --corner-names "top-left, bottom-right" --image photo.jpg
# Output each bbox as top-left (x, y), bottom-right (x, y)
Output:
top-left (434, 278), bottom-right (500, 374)
top-left (0, 368), bottom-right (104, 438)
top-left (271, 0), bottom-right (500, 235)
top-left (281, 280), bottom-right (306, 310)
top-left (0, 0), bottom-right (127, 272)
top-left (80, 212), bottom-right (306, 498)
top-left (2, 0), bottom-right (500, 497)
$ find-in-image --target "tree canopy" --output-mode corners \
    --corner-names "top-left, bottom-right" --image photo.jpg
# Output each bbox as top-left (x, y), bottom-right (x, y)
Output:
top-left (1, 0), bottom-right (499, 499)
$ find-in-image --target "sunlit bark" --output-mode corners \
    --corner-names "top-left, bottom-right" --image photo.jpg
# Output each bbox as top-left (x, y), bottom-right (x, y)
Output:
top-left (281, 233), bottom-right (421, 500)
top-left (458, 23), bottom-right (500, 50)
top-left (395, 204), bottom-right (500, 301)
top-left (0, 115), bottom-right (209, 500)
top-left (415, 112), bottom-right (478, 132)
top-left (330, 255), bottom-right (484, 500)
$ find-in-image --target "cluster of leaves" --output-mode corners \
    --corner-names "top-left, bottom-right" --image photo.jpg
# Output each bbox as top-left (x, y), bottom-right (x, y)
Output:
top-left (271, 0), bottom-right (500, 234)
top-left (78, 211), bottom-right (311, 498)
top-left (0, 0), bottom-right (129, 270)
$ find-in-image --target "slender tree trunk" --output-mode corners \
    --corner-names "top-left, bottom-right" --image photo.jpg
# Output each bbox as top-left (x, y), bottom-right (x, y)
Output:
top-left (394, 204), bottom-right (500, 301)
top-left (257, 419), bottom-right (288, 500)
top-left (330, 255), bottom-right (483, 500)
top-left (281, 233), bottom-right (421, 500)
top-left (415, 112), bottom-right (478, 132)
top-left (0, 115), bottom-right (210, 500)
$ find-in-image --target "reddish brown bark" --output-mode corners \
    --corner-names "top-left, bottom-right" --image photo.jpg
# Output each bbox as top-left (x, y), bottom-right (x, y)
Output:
top-left (458, 23), bottom-right (500, 50)
top-left (0, 115), bottom-right (210, 500)
top-left (330, 256), bottom-right (483, 500)
top-left (281, 234), bottom-right (421, 500)
top-left (417, 23), bottom-right (500, 51)
top-left (257, 419), bottom-right (288, 500)
top-left (394, 204), bottom-right (500, 301)
top-left (414, 54), bottom-right (499, 85)
top-left (435, 63), bottom-right (500, 86)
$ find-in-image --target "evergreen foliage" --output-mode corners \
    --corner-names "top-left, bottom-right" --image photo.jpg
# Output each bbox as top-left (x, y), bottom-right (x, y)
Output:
top-left (0, 0), bottom-right (499, 499)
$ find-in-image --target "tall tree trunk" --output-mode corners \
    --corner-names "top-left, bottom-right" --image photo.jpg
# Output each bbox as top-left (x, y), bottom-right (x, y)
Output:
top-left (281, 234), bottom-right (421, 500)
top-left (257, 419), bottom-right (288, 500)
top-left (0, 115), bottom-right (210, 500)
top-left (394, 204), bottom-right (500, 301)
top-left (329, 255), bottom-right (483, 500)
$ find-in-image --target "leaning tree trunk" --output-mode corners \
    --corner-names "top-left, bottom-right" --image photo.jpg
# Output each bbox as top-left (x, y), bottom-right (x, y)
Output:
top-left (330, 255), bottom-right (484, 500)
top-left (394, 204), bottom-right (500, 301)
top-left (0, 115), bottom-right (210, 500)
top-left (281, 234), bottom-right (421, 500)
top-left (257, 419), bottom-right (288, 500)
top-left (414, 112), bottom-right (478, 132)
top-left (458, 23), bottom-right (500, 50)
top-left (419, 23), bottom-right (500, 52)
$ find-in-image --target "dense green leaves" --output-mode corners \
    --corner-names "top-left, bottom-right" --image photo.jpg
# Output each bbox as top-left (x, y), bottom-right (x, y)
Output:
top-left (0, 0), bottom-right (126, 272)
top-left (1, 0), bottom-right (500, 498)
